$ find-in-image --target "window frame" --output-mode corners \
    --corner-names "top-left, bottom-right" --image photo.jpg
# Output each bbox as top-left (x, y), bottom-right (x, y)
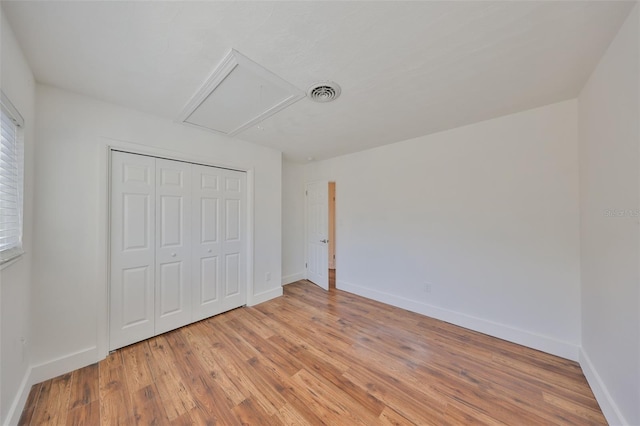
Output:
top-left (0, 91), bottom-right (25, 265)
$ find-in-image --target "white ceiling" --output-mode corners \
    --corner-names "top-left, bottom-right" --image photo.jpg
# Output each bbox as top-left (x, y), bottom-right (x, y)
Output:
top-left (2, 1), bottom-right (635, 162)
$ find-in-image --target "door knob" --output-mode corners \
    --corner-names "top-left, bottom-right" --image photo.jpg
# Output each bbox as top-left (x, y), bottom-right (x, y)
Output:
top-left (321, 239), bottom-right (328, 243)
top-left (171, 253), bottom-right (177, 257)
top-left (207, 249), bottom-right (212, 253)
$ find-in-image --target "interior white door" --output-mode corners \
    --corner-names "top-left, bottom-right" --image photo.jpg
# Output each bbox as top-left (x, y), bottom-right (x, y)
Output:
top-left (110, 152), bottom-right (156, 350)
top-left (155, 158), bottom-right (192, 334)
top-left (306, 181), bottom-right (329, 290)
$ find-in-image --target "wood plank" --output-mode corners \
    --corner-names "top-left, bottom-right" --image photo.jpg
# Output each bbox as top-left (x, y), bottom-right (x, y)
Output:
top-left (121, 342), bottom-right (155, 392)
top-left (146, 336), bottom-right (197, 420)
top-left (211, 323), bottom-right (290, 412)
top-left (18, 382), bottom-right (43, 426)
top-left (378, 406), bottom-right (415, 426)
top-left (232, 398), bottom-right (280, 426)
top-left (68, 363), bottom-right (99, 411)
top-left (193, 322), bottom-right (283, 418)
top-left (226, 317), bottom-right (302, 377)
top-left (183, 406), bottom-right (218, 426)
top-left (130, 384), bottom-right (170, 425)
top-left (161, 331), bottom-right (243, 425)
top-left (65, 400), bottom-right (99, 426)
top-left (343, 366), bottom-right (445, 424)
top-left (168, 410), bottom-right (195, 426)
top-left (30, 373), bottom-right (72, 426)
top-left (180, 322), bottom-right (247, 406)
top-left (290, 368), bottom-right (379, 425)
top-left (542, 391), bottom-right (607, 424)
top-left (269, 333), bottom-right (386, 416)
top-left (29, 380), bottom-right (53, 426)
top-left (98, 361), bottom-right (133, 425)
top-left (276, 402), bottom-right (314, 425)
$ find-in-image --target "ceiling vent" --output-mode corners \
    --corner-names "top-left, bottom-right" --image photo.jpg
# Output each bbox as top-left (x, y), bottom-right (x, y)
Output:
top-left (307, 81), bottom-right (341, 103)
top-left (179, 49), bottom-right (305, 136)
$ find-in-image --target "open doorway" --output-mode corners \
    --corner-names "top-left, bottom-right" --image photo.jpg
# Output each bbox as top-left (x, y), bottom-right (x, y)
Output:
top-left (305, 180), bottom-right (336, 291)
top-left (329, 182), bottom-right (336, 289)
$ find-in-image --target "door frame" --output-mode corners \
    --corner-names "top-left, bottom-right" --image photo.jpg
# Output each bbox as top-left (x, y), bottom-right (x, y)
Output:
top-left (98, 142), bottom-right (255, 359)
top-left (328, 182), bottom-right (336, 270)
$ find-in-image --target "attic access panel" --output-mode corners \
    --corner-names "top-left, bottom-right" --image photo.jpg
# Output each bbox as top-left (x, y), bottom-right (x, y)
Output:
top-left (179, 49), bottom-right (304, 136)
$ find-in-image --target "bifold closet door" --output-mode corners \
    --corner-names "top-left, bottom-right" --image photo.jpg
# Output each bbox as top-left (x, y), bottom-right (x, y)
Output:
top-left (154, 158), bottom-right (192, 334)
top-left (110, 151), bottom-right (247, 351)
top-left (191, 165), bottom-right (246, 322)
top-left (110, 152), bottom-right (156, 350)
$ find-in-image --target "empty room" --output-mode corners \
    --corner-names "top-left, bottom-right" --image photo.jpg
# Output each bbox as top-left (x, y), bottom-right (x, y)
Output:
top-left (1, 1), bottom-right (639, 425)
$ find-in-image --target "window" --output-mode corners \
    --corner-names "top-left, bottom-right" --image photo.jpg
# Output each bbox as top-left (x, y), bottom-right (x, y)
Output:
top-left (0, 91), bottom-right (24, 264)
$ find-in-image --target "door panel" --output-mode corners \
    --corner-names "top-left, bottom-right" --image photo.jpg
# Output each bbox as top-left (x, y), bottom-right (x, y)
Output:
top-left (123, 194), bottom-right (150, 250)
top-left (225, 199), bottom-right (241, 241)
top-left (220, 172), bottom-right (246, 311)
top-left (160, 196), bottom-right (183, 246)
top-left (191, 165), bottom-right (223, 321)
top-left (306, 181), bottom-right (329, 290)
top-left (110, 152), bottom-right (156, 350)
top-left (155, 159), bottom-right (192, 334)
top-left (121, 266), bottom-right (151, 327)
top-left (225, 253), bottom-right (240, 296)
top-left (200, 198), bottom-right (218, 243)
top-left (200, 256), bottom-right (219, 303)
top-left (225, 176), bottom-right (241, 192)
top-left (159, 261), bottom-right (183, 315)
top-left (192, 165), bottom-right (246, 321)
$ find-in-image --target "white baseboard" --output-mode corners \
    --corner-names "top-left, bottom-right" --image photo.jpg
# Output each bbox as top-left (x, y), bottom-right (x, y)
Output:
top-left (579, 348), bottom-right (627, 426)
top-left (281, 272), bottom-right (304, 286)
top-left (4, 367), bottom-right (32, 426)
top-left (29, 346), bottom-right (98, 385)
top-left (337, 280), bottom-right (579, 361)
top-left (248, 286), bottom-right (283, 306)
top-left (5, 346), bottom-right (98, 426)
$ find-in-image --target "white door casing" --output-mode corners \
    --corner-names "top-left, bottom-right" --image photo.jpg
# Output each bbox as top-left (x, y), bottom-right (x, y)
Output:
top-left (328, 182), bottom-right (336, 269)
top-left (110, 152), bottom-right (156, 350)
top-left (155, 158), bottom-right (192, 334)
top-left (306, 181), bottom-right (329, 290)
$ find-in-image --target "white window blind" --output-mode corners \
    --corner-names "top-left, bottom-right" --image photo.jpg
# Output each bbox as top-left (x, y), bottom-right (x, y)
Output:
top-left (0, 91), bottom-right (24, 263)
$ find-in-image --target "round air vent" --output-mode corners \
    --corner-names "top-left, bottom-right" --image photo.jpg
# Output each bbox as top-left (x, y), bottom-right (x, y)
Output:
top-left (307, 81), bottom-right (341, 103)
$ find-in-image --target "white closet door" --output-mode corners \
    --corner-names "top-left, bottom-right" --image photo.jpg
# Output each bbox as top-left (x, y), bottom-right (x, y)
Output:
top-left (220, 169), bottom-right (247, 311)
top-left (192, 165), bottom-right (246, 320)
top-left (155, 158), bottom-right (192, 334)
top-left (110, 152), bottom-right (156, 350)
top-left (111, 152), bottom-right (247, 350)
top-left (191, 164), bottom-right (222, 321)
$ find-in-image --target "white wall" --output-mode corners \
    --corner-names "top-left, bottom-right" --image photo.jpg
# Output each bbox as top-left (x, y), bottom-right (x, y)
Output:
top-left (578, 5), bottom-right (640, 426)
top-left (0, 10), bottom-right (36, 425)
top-left (304, 100), bottom-right (581, 360)
top-left (282, 160), bottom-right (305, 285)
top-left (29, 84), bottom-right (283, 381)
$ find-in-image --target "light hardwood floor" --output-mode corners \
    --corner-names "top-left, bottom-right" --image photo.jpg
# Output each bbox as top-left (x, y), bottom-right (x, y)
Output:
top-left (19, 280), bottom-right (605, 425)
